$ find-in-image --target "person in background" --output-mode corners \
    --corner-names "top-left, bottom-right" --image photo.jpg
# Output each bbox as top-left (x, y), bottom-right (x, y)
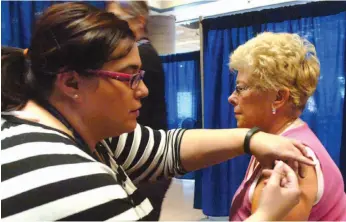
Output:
top-left (107, 1), bottom-right (170, 219)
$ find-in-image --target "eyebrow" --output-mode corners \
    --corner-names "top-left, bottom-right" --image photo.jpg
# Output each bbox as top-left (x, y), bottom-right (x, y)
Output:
top-left (236, 81), bottom-right (250, 86)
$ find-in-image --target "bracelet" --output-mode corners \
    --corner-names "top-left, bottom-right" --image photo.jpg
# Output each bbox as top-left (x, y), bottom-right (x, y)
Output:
top-left (244, 127), bottom-right (261, 154)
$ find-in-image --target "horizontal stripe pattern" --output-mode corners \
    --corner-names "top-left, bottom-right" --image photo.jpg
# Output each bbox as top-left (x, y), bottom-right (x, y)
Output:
top-left (1, 118), bottom-right (154, 221)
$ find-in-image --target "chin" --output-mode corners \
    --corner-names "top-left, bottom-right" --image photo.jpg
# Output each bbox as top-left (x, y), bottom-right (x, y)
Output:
top-left (236, 120), bottom-right (243, 128)
top-left (123, 120), bottom-right (137, 133)
top-left (237, 120), bottom-right (249, 129)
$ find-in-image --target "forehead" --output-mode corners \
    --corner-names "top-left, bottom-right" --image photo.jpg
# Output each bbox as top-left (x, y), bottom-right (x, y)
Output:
top-left (236, 70), bottom-right (251, 84)
top-left (102, 39), bottom-right (141, 70)
top-left (110, 38), bottom-right (133, 58)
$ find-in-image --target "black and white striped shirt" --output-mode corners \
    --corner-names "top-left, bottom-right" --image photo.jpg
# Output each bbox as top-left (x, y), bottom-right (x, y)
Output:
top-left (1, 115), bottom-right (187, 221)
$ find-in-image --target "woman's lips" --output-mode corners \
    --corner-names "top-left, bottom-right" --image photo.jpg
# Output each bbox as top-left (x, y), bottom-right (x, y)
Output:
top-left (130, 109), bottom-right (140, 117)
top-left (234, 113), bottom-right (242, 119)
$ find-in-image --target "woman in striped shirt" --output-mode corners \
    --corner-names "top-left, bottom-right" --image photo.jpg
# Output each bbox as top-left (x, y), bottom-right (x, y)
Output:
top-left (1, 2), bottom-right (313, 221)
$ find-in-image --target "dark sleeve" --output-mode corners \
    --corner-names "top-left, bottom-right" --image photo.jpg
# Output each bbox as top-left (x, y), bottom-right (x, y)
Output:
top-left (137, 44), bottom-right (168, 130)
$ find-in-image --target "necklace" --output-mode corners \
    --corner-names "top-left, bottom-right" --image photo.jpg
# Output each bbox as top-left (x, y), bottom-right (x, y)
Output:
top-left (276, 118), bottom-right (302, 135)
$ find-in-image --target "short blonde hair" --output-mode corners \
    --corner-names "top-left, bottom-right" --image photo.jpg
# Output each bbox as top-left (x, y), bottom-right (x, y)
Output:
top-left (229, 32), bottom-right (320, 110)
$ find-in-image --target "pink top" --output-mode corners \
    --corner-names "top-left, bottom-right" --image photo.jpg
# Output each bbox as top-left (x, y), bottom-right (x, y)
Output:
top-left (229, 123), bottom-right (346, 221)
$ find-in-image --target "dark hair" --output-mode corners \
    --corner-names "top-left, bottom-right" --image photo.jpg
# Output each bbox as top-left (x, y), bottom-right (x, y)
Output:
top-left (1, 2), bottom-right (135, 111)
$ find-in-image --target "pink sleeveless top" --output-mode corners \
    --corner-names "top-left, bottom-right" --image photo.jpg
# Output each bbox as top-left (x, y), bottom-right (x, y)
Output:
top-left (229, 123), bottom-right (346, 221)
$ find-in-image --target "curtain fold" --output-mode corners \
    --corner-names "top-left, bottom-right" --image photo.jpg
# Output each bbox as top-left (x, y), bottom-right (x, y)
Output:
top-left (161, 51), bottom-right (202, 180)
top-left (342, 73), bottom-right (346, 193)
top-left (195, 1), bottom-right (346, 216)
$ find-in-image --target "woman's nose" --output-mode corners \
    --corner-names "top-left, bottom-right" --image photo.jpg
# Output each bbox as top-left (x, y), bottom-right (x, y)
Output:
top-left (228, 91), bottom-right (237, 106)
top-left (135, 80), bottom-right (149, 99)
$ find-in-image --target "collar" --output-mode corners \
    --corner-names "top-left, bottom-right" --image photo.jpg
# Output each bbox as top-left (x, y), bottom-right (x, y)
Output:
top-left (137, 38), bottom-right (150, 46)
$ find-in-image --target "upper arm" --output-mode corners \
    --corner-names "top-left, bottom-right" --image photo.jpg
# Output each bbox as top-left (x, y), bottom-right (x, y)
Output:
top-left (251, 164), bottom-right (318, 221)
top-left (107, 124), bottom-right (163, 169)
top-left (105, 123), bottom-right (187, 183)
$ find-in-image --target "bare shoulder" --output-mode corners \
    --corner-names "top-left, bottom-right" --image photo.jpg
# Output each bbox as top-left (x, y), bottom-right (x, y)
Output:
top-left (252, 163), bottom-right (318, 221)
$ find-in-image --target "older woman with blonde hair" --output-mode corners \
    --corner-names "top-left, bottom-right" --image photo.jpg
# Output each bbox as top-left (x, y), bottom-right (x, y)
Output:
top-left (228, 32), bottom-right (346, 221)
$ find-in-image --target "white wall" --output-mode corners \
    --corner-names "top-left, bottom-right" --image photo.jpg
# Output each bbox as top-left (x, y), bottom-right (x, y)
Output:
top-left (147, 15), bottom-right (176, 55)
top-left (150, 0), bottom-right (319, 24)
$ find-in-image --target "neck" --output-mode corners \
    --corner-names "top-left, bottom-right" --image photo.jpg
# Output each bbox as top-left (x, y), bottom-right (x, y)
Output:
top-left (50, 100), bottom-right (100, 151)
top-left (266, 114), bottom-right (298, 135)
top-left (18, 100), bottom-right (100, 151)
top-left (135, 30), bottom-right (147, 41)
top-left (20, 100), bottom-right (74, 139)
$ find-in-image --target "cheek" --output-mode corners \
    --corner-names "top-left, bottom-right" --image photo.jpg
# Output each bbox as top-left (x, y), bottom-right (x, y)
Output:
top-left (103, 81), bottom-right (132, 110)
top-left (238, 97), bottom-right (258, 114)
top-left (236, 96), bottom-right (266, 127)
top-left (89, 80), bottom-right (132, 117)
top-left (79, 80), bottom-right (138, 135)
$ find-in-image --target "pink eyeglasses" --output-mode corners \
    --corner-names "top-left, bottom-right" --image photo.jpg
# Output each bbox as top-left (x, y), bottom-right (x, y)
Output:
top-left (86, 69), bottom-right (145, 89)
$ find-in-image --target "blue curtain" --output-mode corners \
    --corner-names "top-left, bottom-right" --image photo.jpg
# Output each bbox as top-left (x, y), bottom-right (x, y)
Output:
top-left (161, 51), bottom-right (202, 130)
top-left (161, 51), bottom-right (202, 180)
top-left (1, 1), bottom-right (106, 48)
top-left (195, 1), bottom-right (346, 216)
top-left (342, 84), bottom-right (346, 192)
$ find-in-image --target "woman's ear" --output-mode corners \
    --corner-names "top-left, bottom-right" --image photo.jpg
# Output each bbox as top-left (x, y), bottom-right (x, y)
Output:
top-left (55, 72), bottom-right (81, 102)
top-left (273, 87), bottom-right (290, 110)
top-left (137, 15), bottom-right (146, 28)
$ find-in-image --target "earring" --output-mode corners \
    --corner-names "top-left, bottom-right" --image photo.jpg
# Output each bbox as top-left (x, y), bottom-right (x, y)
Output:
top-left (272, 107), bottom-right (276, 115)
top-left (73, 94), bottom-right (79, 99)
